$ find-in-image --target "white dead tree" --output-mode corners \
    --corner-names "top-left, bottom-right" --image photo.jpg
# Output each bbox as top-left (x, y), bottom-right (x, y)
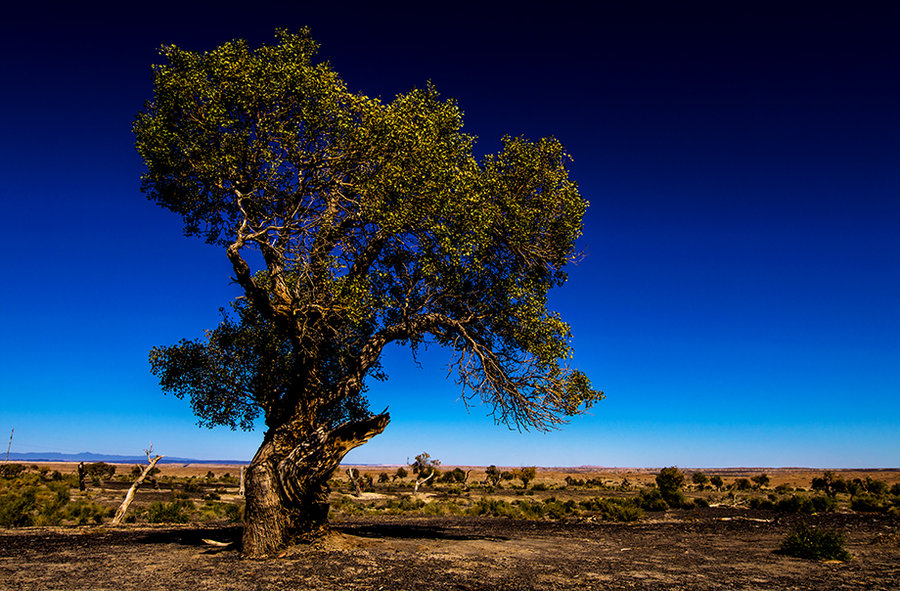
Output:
top-left (112, 444), bottom-right (164, 525)
top-left (346, 467), bottom-right (363, 496)
top-left (411, 452), bottom-right (440, 494)
top-left (413, 470), bottom-right (434, 494)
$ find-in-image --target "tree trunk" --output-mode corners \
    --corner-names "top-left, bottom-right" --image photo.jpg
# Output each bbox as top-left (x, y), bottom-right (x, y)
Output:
top-left (241, 412), bottom-right (389, 557)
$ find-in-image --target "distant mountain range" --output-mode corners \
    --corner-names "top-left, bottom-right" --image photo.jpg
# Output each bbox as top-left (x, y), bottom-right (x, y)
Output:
top-left (5, 451), bottom-right (248, 465)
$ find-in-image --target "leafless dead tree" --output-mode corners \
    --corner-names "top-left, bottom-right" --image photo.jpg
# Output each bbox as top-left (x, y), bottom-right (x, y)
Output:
top-left (112, 445), bottom-right (164, 525)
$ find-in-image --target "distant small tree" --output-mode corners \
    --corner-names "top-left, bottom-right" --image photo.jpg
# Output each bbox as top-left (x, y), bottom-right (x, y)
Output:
top-left (691, 472), bottom-right (709, 489)
top-left (751, 474), bottom-right (770, 490)
top-left (811, 471), bottom-right (847, 498)
top-left (500, 471), bottom-right (515, 482)
top-left (377, 472), bottom-right (390, 484)
top-left (411, 453), bottom-right (440, 493)
top-left (517, 466), bottom-right (537, 489)
top-left (393, 467), bottom-right (408, 481)
top-left (733, 478), bottom-right (752, 492)
top-left (84, 462), bottom-right (116, 480)
top-left (484, 465), bottom-right (502, 487)
top-left (440, 467), bottom-right (468, 484)
top-left (864, 477), bottom-right (889, 496)
top-left (709, 475), bottom-right (724, 491)
top-left (655, 467), bottom-right (686, 507)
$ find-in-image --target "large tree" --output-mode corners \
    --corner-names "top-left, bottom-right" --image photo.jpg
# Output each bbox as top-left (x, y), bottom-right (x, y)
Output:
top-left (136, 29), bottom-right (602, 557)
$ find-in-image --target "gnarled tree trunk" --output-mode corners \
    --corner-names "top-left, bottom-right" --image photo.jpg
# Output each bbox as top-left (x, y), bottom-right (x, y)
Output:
top-left (242, 412), bottom-right (389, 557)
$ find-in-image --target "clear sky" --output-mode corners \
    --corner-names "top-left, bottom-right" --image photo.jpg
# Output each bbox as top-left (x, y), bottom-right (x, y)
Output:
top-left (1, 2), bottom-right (897, 467)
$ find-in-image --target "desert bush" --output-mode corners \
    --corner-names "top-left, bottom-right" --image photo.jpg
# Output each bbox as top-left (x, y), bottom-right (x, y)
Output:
top-left (863, 477), bottom-right (889, 496)
top-left (733, 478), bottom-right (752, 492)
top-left (748, 497), bottom-right (776, 510)
top-left (440, 468), bottom-right (468, 484)
top-left (851, 493), bottom-right (886, 513)
top-left (181, 479), bottom-right (203, 494)
top-left (63, 499), bottom-right (110, 525)
top-left (581, 497), bottom-right (644, 521)
top-left (709, 475), bottom-right (724, 490)
top-left (751, 474), bottom-right (770, 489)
top-left (0, 487), bottom-right (37, 527)
top-left (775, 483), bottom-right (793, 494)
top-left (656, 467), bottom-right (684, 493)
top-left (691, 472), bottom-right (709, 488)
top-left (145, 499), bottom-right (193, 523)
top-left (0, 464), bottom-right (26, 479)
top-left (775, 494), bottom-right (835, 514)
top-left (639, 487), bottom-right (669, 511)
top-left (199, 500), bottom-right (243, 522)
top-left (891, 483), bottom-right (900, 496)
top-left (656, 467), bottom-right (688, 507)
top-left (84, 462), bottom-right (116, 480)
top-left (564, 476), bottom-right (585, 487)
top-left (468, 498), bottom-right (523, 519)
top-left (531, 483), bottom-right (549, 492)
top-left (778, 522), bottom-right (850, 561)
top-left (811, 471), bottom-right (847, 497)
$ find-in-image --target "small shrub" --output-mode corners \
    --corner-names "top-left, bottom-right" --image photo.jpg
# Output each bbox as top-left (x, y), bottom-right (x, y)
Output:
top-left (778, 522), bottom-right (850, 561)
top-left (63, 499), bottom-right (110, 525)
top-left (531, 483), bottom-right (549, 492)
top-left (851, 493), bottom-right (885, 513)
top-left (145, 499), bottom-right (193, 523)
top-left (0, 487), bottom-right (37, 527)
top-left (581, 497), bottom-right (644, 521)
top-left (639, 487), bottom-right (669, 511)
top-left (0, 464), bottom-right (26, 479)
top-left (733, 478), bottom-right (752, 492)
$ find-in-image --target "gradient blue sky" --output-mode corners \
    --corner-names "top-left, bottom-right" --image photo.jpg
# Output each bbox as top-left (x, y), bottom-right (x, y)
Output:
top-left (1, 2), bottom-right (897, 467)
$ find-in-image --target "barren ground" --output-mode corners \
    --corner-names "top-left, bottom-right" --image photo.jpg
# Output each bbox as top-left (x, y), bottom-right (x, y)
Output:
top-left (2, 510), bottom-right (898, 590)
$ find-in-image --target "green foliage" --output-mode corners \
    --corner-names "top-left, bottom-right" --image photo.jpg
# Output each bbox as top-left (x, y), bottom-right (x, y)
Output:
top-left (639, 487), bottom-right (669, 511)
top-left (709, 475), bottom-right (724, 490)
top-left (146, 499), bottom-right (194, 523)
top-left (63, 499), bottom-right (110, 525)
top-left (513, 467), bottom-right (537, 488)
top-left (811, 471), bottom-right (847, 497)
top-left (136, 29), bottom-right (600, 438)
top-left (655, 467), bottom-right (687, 507)
top-left (851, 493), bottom-right (886, 512)
top-left (484, 465), bottom-right (501, 487)
top-left (775, 494), bottom-right (835, 514)
top-left (393, 467), bottom-right (408, 480)
top-left (778, 522), bottom-right (851, 561)
top-left (580, 497), bottom-right (644, 521)
top-left (83, 462), bottom-right (116, 480)
top-left (199, 500), bottom-right (243, 522)
top-left (691, 472), bottom-right (709, 487)
top-left (440, 468), bottom-right (468, 484)
top-left (0, 487), bottom-right (37, 527)
top-left (733, 478), bottom-right (752, 492)
top-left (0, 464), bottom-right (26, 479)
top-left (751, 474), bottom-right (770, 489)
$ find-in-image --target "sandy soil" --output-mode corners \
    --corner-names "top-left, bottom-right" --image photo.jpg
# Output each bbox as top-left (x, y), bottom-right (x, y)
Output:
top-left (2, 510), bottom-right (898, 590)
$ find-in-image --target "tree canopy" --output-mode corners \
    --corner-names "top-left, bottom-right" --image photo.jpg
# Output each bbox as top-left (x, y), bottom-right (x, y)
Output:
top-left (138, 29), bottom-right (601, 436)
top-left (137, 28), bottom-right (604, 555)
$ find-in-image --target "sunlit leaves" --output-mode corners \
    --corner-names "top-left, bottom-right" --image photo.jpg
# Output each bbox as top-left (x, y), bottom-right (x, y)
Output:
top-left (138, 29), bottom-right (601, 433)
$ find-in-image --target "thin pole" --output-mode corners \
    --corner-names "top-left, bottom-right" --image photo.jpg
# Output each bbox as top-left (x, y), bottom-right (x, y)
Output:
top-left (5, 428), bottom-right (12, 462)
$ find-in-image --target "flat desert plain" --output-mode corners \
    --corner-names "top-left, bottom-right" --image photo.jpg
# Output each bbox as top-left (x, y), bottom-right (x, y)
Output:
top-left (1, 464), bottom-right (898, 590)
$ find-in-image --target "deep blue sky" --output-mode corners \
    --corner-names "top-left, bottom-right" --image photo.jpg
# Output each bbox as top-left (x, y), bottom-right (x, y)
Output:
top-left (2, 2), bottom-right (897, 467)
